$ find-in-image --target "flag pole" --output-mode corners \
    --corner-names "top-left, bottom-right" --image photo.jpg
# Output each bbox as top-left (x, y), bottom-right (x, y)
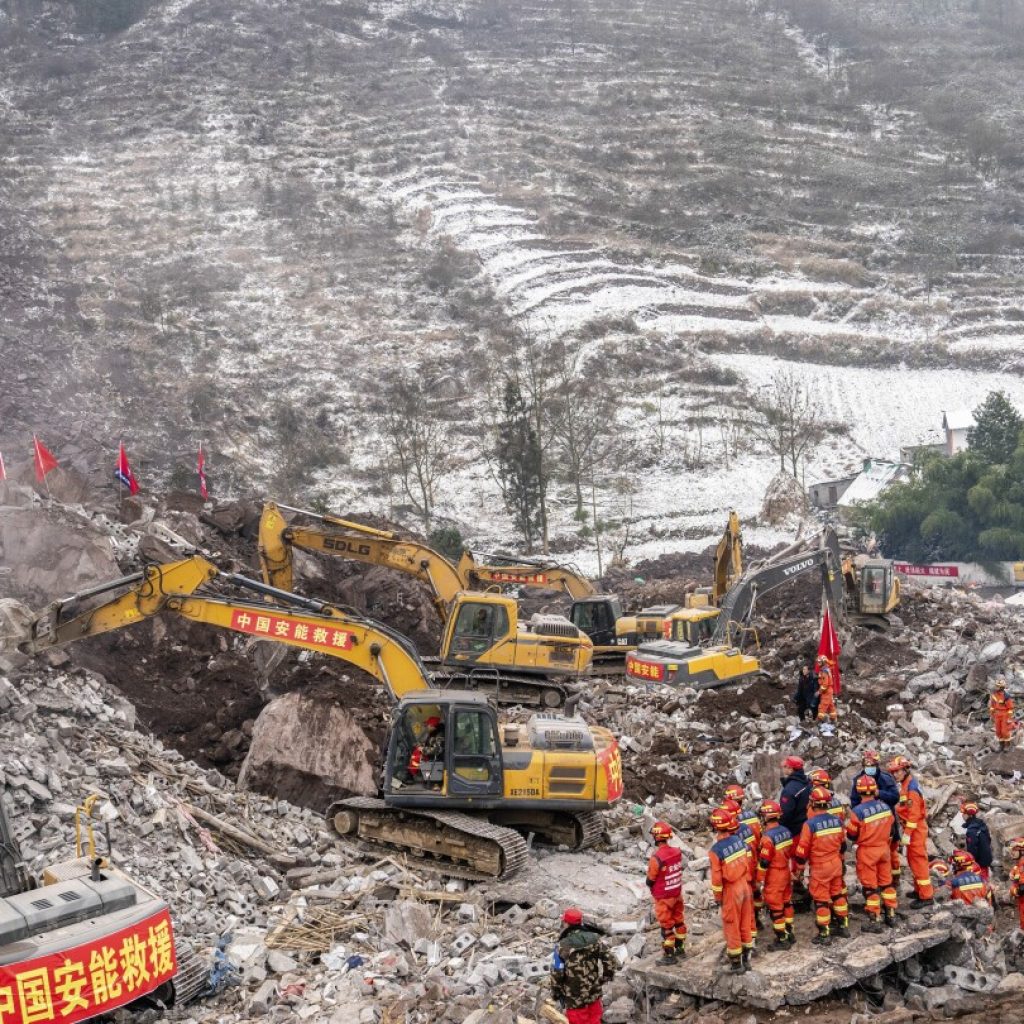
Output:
top-left (118, 439), bottom-right (124, 511)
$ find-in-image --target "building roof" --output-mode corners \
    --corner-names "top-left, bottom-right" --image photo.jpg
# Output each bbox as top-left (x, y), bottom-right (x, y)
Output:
top-left (837, 460), bottom-right (907, 508)
top-left (942, 409), bottom-right (975, 432)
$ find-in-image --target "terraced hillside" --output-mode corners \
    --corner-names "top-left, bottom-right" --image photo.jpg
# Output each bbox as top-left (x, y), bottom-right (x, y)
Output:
top-left (1, 0), bottom-right (1022, 560)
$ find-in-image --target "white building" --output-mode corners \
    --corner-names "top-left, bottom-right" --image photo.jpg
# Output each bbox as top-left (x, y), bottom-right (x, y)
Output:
top-left (941, 409), bottom-right (975, 456)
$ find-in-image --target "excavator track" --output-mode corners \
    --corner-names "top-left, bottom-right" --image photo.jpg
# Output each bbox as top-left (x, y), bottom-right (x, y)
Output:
top-left (169, 945), bottom-right (209, 1006)
top-left (573, 811), bottom-right (605, 850)
top-left (329, 797), bottom-right (530, 881)
top-left (427, 662), bottom-right (570, 709)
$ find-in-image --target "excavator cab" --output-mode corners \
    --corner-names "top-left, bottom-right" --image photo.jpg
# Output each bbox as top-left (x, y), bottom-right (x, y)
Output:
top-left (383, 694), bottom-right (504, 805)
top-left (854, 558), bottom-right (900, 622)
top-left (569, 596), bottom-right (622, 648)
top-left (663, 607), bottom-right (720, 645)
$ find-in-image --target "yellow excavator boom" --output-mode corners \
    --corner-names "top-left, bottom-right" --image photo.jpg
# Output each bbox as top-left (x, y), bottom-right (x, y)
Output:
top-left (464, 561), bottom-right (597, 600)
top-left (712, 510), bottom-right (744, 604)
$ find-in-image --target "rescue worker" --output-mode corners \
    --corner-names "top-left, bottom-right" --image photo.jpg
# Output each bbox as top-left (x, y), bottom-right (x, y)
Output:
top-left (845, 777), bottom-right (898, 932)
top-left (778, 755), bottom-right (811, 838)
top-left (849, 749), bottom-right (902, 886)
top-left (793, 785), bottom-right (849, 945)
top-left (795, 663), bottom-right (819, 721)
top-left (724, 784), bottom-right (762, 928)
top-left (645, 821), bottom-right (686, 963)
top-left (1008, 837), bottom-right (1024, 932)
top-left (816, 656), bottom-right (838, 726)
top-left (755, 800), bottom-right (795, 947)
top-left (407, 715), bottom-right (445, 786)
top-left (960, 801), bottom-right (993, 881)
top-left (947, 850), bottom-right (991, 906)
top-left (708, 806), bottom-right (755, 973)
top-left (809, 768), bottom-right (845, 821)
top-left (890, 756), bottom-right (934, 908)
top-left (989, 678), bottom-right (1016, 750)
top-left (550, 907), bottom-right (618, 1024)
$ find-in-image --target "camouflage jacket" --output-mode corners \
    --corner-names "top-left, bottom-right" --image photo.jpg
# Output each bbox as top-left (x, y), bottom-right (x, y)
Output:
top-left (550, 926), bottom-right (617, 1009)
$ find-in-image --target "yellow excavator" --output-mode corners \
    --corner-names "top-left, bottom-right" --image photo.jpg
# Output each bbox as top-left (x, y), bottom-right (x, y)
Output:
top-left (12, 558), bottom-right (623, 879)
top-left (258, 502), bottom-right (631, 665)
top-left (259, 504), bottom-right (591, 706)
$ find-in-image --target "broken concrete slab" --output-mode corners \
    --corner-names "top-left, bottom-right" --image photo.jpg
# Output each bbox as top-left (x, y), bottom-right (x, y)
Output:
top-left (629, 912), bottom-right (959, 1010)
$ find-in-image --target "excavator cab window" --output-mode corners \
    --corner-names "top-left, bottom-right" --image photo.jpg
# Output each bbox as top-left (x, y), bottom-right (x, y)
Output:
top-left (570, 599), bottom-right (614, 646)
top-left (451, 602), bottom-right (509, 657)
top-left (860, 565), bottom-right (890, 612)
top-left (448, 708), bottom-right (502, 796)
top-left (387, 706), bottom-right (448, 792)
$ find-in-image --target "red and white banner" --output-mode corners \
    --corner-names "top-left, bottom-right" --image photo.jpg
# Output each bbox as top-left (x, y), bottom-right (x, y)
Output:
top-left (894, 563), bottom-right (959, 578)
top-left (230, 609), bottom-right (354, 652)
top-left (0, 908), bottom-right (176, 1024)
top-left (625, 654), bottom-right (666, 683)
top-left (817, 604), bottom-right (842, 695)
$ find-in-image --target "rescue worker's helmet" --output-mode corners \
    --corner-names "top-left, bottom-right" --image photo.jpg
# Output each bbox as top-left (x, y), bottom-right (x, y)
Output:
top-left (809, 785), bottom-right (832, 808)
top-left (855, 776), bottom-right (879, 798)
top-left (721, 797), bottom-right (742, 815)
top-left (650, 821), bottom-right (673, 842)
top-left (758, 800), bottom-right (782, 822)
top-left (710, 806), bottom-right (739, 833)
top-left (949, 850), bottom-right (975, 873)
top-left (782, 755), bottom-right (804, 771)
top-left (809, 769), bottom-right (832, 789)
top-left (993, 677), bottom-right (1006, 691)
top-left (724, 784), bottom-right (745, 803)
top-left (425, 716), bottom-right (442, 729)
top-left (562, 907), bottom-right (583, 925)
top-left (959, 800), bottom-right (979, 818)
top-left (888, 755), bottom-right (911, 773)
top-left (1009, 837), bottom-right (1024, 859)
top-left (930, 859), bottom-right (951, 879)
top-left (862, 749), bottom-right (881, 766)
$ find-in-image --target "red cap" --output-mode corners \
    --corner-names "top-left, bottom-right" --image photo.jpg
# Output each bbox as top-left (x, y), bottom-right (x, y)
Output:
top-left (562, 907), bottom-right (583, 925)
top-left (783, 755), bottom-right (804, 770)
top-left (426, 716), bottom-right (441, 728)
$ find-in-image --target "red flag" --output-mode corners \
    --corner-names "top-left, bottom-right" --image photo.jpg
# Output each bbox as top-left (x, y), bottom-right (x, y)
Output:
top-left (0, 451), bottom-right (5, 481)
top-left (33, 436), bottom-right (59, 482)
top-left (817, 603), bottom-right (842, 695)
top-left (115, 442), bottom-right (140, 495)
top-left (197, 444), bottom-right (209, 500)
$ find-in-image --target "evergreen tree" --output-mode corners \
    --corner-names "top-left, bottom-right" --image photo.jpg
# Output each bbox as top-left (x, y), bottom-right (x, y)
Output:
top-left (967, 390), bottom-right (1024, 465)
top-left (495, 380), bottom-right (542, 552)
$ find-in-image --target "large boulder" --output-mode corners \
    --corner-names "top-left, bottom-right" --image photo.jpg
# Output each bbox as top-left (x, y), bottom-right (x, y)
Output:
top-left (237, 692), bottom-right (379, 809)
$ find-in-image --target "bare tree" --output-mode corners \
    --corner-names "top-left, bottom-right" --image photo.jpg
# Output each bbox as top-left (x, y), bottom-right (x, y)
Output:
top-left (749, 369), bottom-right (841, 478)
top-left (372, 369), bottom-right (456, 532)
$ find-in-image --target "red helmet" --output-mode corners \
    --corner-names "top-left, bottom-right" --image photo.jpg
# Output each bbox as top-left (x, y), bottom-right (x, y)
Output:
top-left (426, 716), bottom-right (442, 729)
top-left (856, 776), bottom-right (879, 798)
top-left (758, 800), bottom-right (782, 821)
top-left (810, 785), bottom-right (832, 808)
top-left (809, 769), bottom-right (832, 789)
top-left (724, 784), bottom-right (745, 803)
top-left (959, 800), bottom-right (979, 818)
top-left (931, 859), bottom-right (951, 879)
top-left (650, 820), bottom-right (673, 842)
top-left (949, 850), bottom-right (975, 873)
top-left (1009, 837), bottom-right (1024, 859)
top-left (721, 797), bottom-right (742, 815)
top-left (862, 750), bottom-right (881, 766)
top-left (562, 907), bottom-right (583, 925)
top-left (888, 755), bottom-right (911, 773)
top-left (783, 755), bottom-right (804, 771)
top-left (710, 806), bottom-right (739, 833)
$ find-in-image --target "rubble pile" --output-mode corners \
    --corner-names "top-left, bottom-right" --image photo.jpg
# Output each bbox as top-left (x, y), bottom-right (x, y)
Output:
top-left (2, 492), bottom-right (1024, 1019)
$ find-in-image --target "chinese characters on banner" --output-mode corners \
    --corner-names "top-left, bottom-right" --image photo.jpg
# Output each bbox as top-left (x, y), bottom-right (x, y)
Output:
top-left (0, 909), bottom-right (176, 1024)
top-left (625, 655), bottom-right (666, 683)
top-left (229, 610), bottom-right (354, 651)
top-left (488, 572), bottom-right (549, 585)
top-left (893, 563), bottom-right (959, 578)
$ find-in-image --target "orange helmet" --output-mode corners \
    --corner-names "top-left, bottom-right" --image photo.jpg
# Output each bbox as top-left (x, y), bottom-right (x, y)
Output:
top-left (758, 800), bottom-right (782, 821)
top-left (710, 806), bottom-right (739, 833)
top-left (809, 769), bottom-right (832, 789)
top-left (650, 820), bottom-right (673, 842)
top-left (959, 800), bottom-right (979, 818)
top-left (426, 716), bottom-right (442, 729)
top-left (721, 797), bottom-right (742, 815)
top-left (888, 755), bottom-right (911, 773)
top-left (862, 750), bottom-right (881, 766)
top-left (856, 776), bottom-right (879, 798)
top-left (930, 859), bottom-right (951, 879)
top-left (1009, 837), bottom-right (1024, 859)
top-left (809, 785), bottom-right (832, 808)
top-left (949, 850), bottom-right (975, 873)
top-left (724, 784), bottom-right (745, 803)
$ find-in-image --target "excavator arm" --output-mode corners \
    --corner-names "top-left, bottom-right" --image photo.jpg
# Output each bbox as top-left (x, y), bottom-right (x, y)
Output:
top-left (464, 556), bottom-right (597, 600)
top-left (18, 556), bottom-right (436, 703)
top-left (711, 510), bottom-right (744, 603)
top-left (713, 527), bottom-right (844, 644)
top-left (258, 503), bottom-right (465, 617)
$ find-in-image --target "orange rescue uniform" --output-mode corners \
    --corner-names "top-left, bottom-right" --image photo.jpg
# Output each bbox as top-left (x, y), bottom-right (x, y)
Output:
top-left (817, 665), bottom-right (838, 723)
top-left (709, 832), bottom-right (755, 957)
top-left (990, 690), bottom-right (1016, 743)
top-left (1010, 857), bottom-right (1024, 931)
top-left (949, 870), bottom-right (990, 905)
top-left (896, 775), bottom-right (933, 900)
top-left (845, 798), bottom-right (897, 919)
top-left (647, 844), bottom-right (686, 953)
top-left (794, 807), bottom-right (848, 931)
top-left (756, 823), bottom-right (794, 938)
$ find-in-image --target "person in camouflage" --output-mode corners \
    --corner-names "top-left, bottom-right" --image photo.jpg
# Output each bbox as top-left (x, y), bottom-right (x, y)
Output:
top-left (550, 907), bottom-right (618, 1024)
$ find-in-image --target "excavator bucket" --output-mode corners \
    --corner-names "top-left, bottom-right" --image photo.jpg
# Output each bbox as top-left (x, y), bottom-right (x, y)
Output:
top-left (0, 598), bottom-right (34, 653)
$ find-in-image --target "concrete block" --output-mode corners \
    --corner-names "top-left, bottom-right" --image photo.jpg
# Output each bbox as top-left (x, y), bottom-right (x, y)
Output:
top-left (521, 960), bottom-right (550, 979)
top-left (253, 875), bottom-right (280, 901)
top-left (501, 904), bottom-right (529, 926)
top-left (250, 980), bottom-right (277, 1014)
top-left (451, 932), bottom-right (477, 954)
top-left (457, 902), bottom-right (479, 922)
top-left (479, 932), bottom-right (500, 950)
top-left (610, 921), bottom-right (639, 934)
top-left (944, 964), bottom-right (1000, 993)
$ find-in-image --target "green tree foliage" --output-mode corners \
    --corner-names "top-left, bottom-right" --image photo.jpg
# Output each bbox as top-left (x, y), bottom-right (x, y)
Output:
top-left (495, 380), bottom-right (542, 552)
top-left (428, 525), bottom-right (465, 563)
top-left (867, 391), bottom-right (1024, 561)
top-left (967, 390), bottom-right (1024, 465)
